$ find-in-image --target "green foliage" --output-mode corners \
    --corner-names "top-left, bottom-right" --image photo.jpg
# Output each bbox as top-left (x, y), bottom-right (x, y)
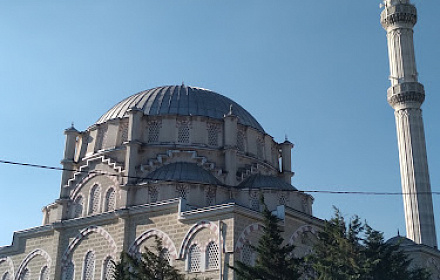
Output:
top-left (231, 196), bottom-right (304, 280)
top-left (114, 237), bottom-right (185, 280)
top-left (306, 208), bottom-right (431, 280)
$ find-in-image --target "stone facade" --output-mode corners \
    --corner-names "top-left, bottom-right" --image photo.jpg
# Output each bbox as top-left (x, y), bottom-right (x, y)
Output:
top-left (0, 85), bottom-right (321, 280)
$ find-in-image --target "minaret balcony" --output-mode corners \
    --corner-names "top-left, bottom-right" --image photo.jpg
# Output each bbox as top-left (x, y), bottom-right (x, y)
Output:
top-left (387, 82), bottom-right (425, 107)
top-left (381, 4), bottom-right (417, 28)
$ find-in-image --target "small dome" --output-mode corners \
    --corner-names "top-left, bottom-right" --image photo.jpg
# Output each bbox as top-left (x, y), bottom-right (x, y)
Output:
top-left (238, 174), bottom-right (297, 191)
top-left (142, 162), bottom-right (221, 185)
top-left (386, 236), bottom-right (416, 247)
top-left (97, 85), bottom-right (264, 132)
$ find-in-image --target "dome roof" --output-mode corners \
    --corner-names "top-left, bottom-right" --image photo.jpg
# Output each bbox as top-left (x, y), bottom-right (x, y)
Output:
top-left (386, 236), bottom-right (417, 247)
top-left (97, 85), bottom-right (264, 132)
top-left (141, 162), bottom-right (221, 185)
top-left (238, 174), bottom-right (297, 191)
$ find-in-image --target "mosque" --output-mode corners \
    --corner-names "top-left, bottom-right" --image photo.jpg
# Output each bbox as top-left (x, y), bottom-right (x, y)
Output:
top-left (0, 0), bottom-right (439, 279)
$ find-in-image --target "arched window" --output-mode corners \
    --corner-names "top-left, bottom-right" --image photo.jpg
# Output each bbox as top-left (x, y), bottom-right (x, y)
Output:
top-left (206, 242), bottom-right (219, 270)
top-left (177, 122), bottom-right (190, 144)
top-left (83, 251), bottom-right (95, 280)
top-left (102, 257), bottom-right (115, 280)
top-left (104, 188), bottom-right (116, 212)
top-left (62, 261), bottom-right (74, 280)
top-left (2, 272), bottom-right (10, 280)
top-left (89, 185), bottom-right (101, 214)
top-left (188, 244), bottom-right (201, 272)
top-left (241, 242), bottom-right (254, 266)
top-left (250, 192), bottom-right (259, 211)
top-left (149, 186), bottom-right (158, 203)
top-left (74, 195), bottom-right (84, 218)
top-left (19, 268), bottom-right (30, 280)
top-left (40, 266), bottom-right (49, 280)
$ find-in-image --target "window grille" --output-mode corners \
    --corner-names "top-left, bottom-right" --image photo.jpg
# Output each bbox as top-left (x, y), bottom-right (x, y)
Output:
top-left (176, 185), bottom-right (188, 200)
top-left (102, 257), bottom-right (115, 280)
top-left (237, 129), bottom-right (245, 152)
top-left (241, 243), bottom-right (254, 266)
top-left (160, 248), bottom-right (171, 264)
top-left (2, 272), bottom-right (10, 280)
top-left (148, 121), bottom-right (161, 143)
top-left (256, 137), bottom-right (264, 159)
top-left (188, 244), bottom-right (201, 272)
top-left (19, 268), bottom-right (29, 280)
top-left (177, 122), bottom-right (190, 144)
top-left (149, 186), bottom-right (158, 203)
top-left (89, 185), bottom-right (101, 214)
top-left (83, 251), bottom-right (95, 280)
top-left (62, 261), bottom-right (74, 280)
top-left (205, 188), bottom-right (216, 206)
top-left (206, 242), bottom-right (219, 270)
top-left (279, 194), bottom-right (287, 205)
top-left (250, 192), bottom-right (259, 211)
top-left (74, 196), bottom-right (84, 218)
top-left (104, 188), bottom-right (116, 212)
top-left (40, 266), bottom-right (49, 280)
top-left (119, 121), bottom-right (129, 143)
top-left (207, 123), bottom-right (219, 146)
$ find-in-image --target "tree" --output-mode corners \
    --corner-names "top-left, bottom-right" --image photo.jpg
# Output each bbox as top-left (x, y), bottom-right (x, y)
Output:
top-left (306, 208), bottom-right (431, 280)
top-left (114, 237), bottom-right (185, 280)
top-left (231, 197), bottom-right (304, 280)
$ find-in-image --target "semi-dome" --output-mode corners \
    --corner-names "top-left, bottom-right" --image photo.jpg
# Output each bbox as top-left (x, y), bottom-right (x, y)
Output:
top-left (96, 85), bottom-right (264, 132)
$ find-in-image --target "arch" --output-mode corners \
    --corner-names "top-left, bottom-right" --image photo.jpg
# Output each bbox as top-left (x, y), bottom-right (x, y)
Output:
top-left (82, 251), bottom-right (95, 280)
top-left (15, 249), bottom-right (51, 280)
top-left (73, 194), bottom-right (84, 218)
top-left (101, 256), bottom-right (115, 280)
top-left (0, 257), bottom-right (14, 279)
top-left (235, 223), bottom-right (264, 253)
top-left (89, 184), bottom-right (102, 214)
top-left (129, 229), bottom-right (177, 260)
top-left (103, 187), bottom-right (116, 212)
top-left (62, 225), bottom-right (117, 267)
top-left (288, 225), bottom-right (318, 245)
top-left (178, 220), bottom-right (220, 259)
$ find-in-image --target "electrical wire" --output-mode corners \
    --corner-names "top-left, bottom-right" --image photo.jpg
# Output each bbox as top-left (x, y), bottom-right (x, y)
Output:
top-left (1, 159), bottom-right (438, 196)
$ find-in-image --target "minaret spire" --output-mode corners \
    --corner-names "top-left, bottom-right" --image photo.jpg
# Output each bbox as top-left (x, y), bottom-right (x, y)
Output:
top-left (381, 0), bottom-right (437, 247)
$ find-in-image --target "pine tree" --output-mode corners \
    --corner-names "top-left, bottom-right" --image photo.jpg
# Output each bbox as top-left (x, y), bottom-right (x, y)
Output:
top-left (114, 237), bottom-right (185, 280)
top-left (231, 197), bottom-right (304, 280)
top-left (306, 208), bottom-right (431, 280)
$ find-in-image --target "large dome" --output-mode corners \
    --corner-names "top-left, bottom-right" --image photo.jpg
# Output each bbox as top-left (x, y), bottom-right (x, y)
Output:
top-left (96, 85), bottom-right (264, 132)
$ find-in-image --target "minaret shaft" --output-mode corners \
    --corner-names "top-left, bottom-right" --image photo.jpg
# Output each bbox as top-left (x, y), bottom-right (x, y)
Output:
top-left (381, 0), bottom-right (437, 248)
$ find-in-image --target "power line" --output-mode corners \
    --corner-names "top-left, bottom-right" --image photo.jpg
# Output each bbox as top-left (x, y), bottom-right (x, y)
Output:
top-left (1, 158), bottom-right (439, 196)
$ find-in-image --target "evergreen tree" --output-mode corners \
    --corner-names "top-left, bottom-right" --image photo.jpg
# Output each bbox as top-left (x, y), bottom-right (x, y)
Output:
top-left (307, 208), bottom-right (431, 280)
top-left (231, 197), bottom-right (304, 280)
top-left (114, 237), bottom-right (185, 280)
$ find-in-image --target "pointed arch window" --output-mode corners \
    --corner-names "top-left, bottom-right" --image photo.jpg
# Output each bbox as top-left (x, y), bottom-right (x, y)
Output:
top-left (40, 266), bottom-right (49, 280)
top-left (74, 195), bottom-right (84, 218)
top-left (19, 268), bottom-right (30, 280)
top-left (83, 251), bottom-right (95, 280)
top-left (188, 244), bottom-right (201, 272)
top-left (89, 185), bottom-right (101, 214)
top-left (2, 272), bottom-right (10, 280)
top-left (206, 242), bottom-right (219, 270)
top-left (102, 257), bottom-right (115, 280)
top-left (104, 188), bottom-right (116, 212)
top-left (62, 261), bottom-right (74, 280)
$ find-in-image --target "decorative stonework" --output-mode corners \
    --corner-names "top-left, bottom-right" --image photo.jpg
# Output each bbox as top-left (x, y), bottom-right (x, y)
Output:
top-left (129, 229), bottom-right (178, 260)
top-left (119, 121), bottom-right (129, 144)
top-left (178, 220), bottom-right (220, 260)
top-left (16, 249), bottom-right (51, 280)
top-left (207, 123), bottom-right (220, 146)
top-left (176, 184), bottom-right (188, 200)
top-left (235, 223), bottom-right (264, 253)
top-left (0, 257), bottom-right (14, 279)
top-left (177, 120), bottom-right (191, 144)
top-left (147, 121), bottom-right (162, 143)
top-left (237, 128), bottom-right (246, 152)
top-left (380, 3), bottom-right (417, 28)
top-left (205, 187), bottom-right (216, 206)
top-left (387, 82), bottom-right (425, 107)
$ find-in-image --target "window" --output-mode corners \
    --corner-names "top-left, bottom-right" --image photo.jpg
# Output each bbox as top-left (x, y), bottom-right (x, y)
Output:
top-left (62, 261), bottom-right (74, 280)
top-left (2, 272), bottom-right (10, 280)
top-left (205, 188), bottom-right (216, 206)
top-left (96, 125), bottom-right (108, 150)
top-left (250, 192), bottom-right (259, 211)
top-left (241, 242), bottom-right (254, 266)
top-left (160, 248), bottom-right (171, 264)
top-left (176, 185), bottom-right (188, 200)
top-left (119, 121), bottom-right (129, 143)
top-left (206, 242), bottom-right (219, 270)
top-left (89, 185), bottom-right (101, 214)
top-left (83, 251), bottom-right (95, 280)
top-left (102, 257), bottom-right (115, 280)
top-left (104, 188), bottom-right (116, 212)
top-left (148, 121), bottom-right (161, 143)
top-left (188, 244), bottom-right (201, 272)
top-left (237, 129), bottom-right (245, 152)
top-left (74, 196), bottom-right (84, 218)
top-left (256, 137), bottom-right (264, 159)
top-left (40, 266), bottom-right (49, 280)
top-left (177, 122), bottom-right (190, 144)
top-left (207, 123), bottom-right (219, 146)
top-left (149, 186), bottom-right (158, 203)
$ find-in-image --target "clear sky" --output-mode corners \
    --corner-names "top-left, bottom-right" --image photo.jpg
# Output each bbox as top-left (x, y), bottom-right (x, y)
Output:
top-left (0, 0), bottom-right (439, 247)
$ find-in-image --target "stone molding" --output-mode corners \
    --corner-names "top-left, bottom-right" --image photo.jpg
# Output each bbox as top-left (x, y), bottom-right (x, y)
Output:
top-left (15, 249), bottom-right (51, 280)
top-left (0, 257), bottom-right (14, 278)
top-left (235, 223), bottom-right (264, 253)
top-left (288, 224), bottom-right (318, 245)
top-left (128, 228), bottom-right (178, 260)
top-left (178, 220), bottom-right (220, 259)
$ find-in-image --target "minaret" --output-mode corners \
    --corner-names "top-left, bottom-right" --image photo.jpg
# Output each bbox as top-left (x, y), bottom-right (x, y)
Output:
top-left (381, 0), bottom-right (437, 247)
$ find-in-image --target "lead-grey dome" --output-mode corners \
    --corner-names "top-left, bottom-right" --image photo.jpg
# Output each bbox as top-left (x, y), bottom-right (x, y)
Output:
top-left (97, 85), bottom-right (264, 132)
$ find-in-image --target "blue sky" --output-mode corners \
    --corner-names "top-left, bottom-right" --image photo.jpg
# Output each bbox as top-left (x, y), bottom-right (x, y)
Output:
top-left (0, 1), bottom-right (439, 246)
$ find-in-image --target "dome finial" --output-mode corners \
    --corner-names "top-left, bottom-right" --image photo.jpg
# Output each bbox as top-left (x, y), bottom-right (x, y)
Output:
top-left (182, 81), bottom-right (185, 87)
top-left (397, 229), bottom-right (400, 237)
